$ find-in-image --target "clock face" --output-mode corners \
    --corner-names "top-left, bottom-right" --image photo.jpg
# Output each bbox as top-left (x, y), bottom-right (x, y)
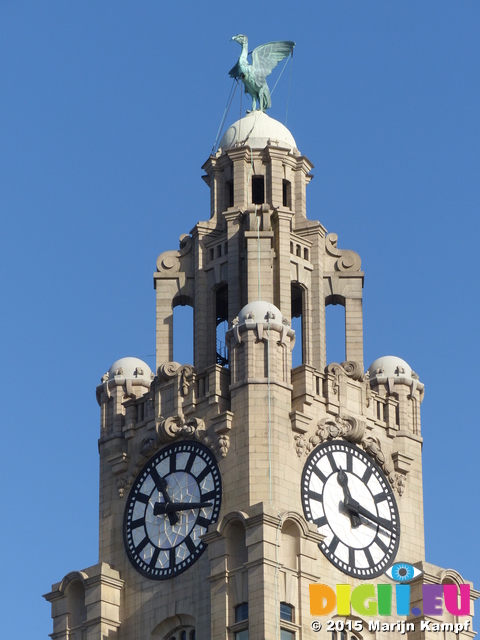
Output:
top-left (302, 440), bottom-right (400, 579)
top-left (124, 440), bottom-right (222, 580)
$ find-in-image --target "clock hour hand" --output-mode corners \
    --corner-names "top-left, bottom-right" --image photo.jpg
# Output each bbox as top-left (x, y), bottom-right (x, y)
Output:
top-left (153, 501), bottom-right (212, 515)
top-left (337, 469), bottom-right (362, 528)
top-left (343, 496), bottom-right (394, 533)
top-left (154, 477), bottom-right (179, 526)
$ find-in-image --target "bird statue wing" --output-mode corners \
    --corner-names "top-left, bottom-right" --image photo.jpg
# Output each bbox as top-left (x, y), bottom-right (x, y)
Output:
top-left (251, 40), bottom-right (295, 85)
top-left (229, 60), bottom-right (241, 79)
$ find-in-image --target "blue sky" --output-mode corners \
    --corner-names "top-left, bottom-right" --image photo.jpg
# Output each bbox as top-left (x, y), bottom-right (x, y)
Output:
top-left (1, 2), bottom-right (479, 636)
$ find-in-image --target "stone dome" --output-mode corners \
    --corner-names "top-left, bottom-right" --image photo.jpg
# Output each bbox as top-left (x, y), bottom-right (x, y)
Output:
top-left (367, 356), bottom-right (417, 382)
top-left (237, 301), bottom-right (283, 325)
top-left (218, 111), bottom-right (297, 152)
top-left (107, 357), bottom-right (153, 381)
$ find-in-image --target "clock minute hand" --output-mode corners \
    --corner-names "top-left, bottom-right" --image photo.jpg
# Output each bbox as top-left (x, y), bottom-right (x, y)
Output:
top-left (344, 496), bottom-right (394, 533)
top-left (153, 501), bottom-right (213, 515)
top-left (337, 469), bottom-right (362, 528)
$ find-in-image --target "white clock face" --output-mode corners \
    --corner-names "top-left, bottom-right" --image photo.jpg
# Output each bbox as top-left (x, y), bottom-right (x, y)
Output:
top-left (124, 441), bottom-right (222, 580)
top-left (302, 440), bottom-right (400, 578)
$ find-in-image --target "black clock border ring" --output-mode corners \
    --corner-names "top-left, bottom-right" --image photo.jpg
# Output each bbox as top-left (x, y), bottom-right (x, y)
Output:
top-left (123, 440), bottom-right (222, 580)
top-left (301, 439), bottom-right (400, 579)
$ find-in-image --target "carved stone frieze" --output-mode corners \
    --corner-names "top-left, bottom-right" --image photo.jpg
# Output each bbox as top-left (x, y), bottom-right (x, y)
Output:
top-left (296, 414), bottom-right (406, 495)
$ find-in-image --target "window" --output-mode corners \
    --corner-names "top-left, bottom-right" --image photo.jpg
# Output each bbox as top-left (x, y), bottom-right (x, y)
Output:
top-left (235, 603), bottom-right (248, 622)
top-left (225, 179), bottom-right (234, 209)
top-left (216, 284), bottom-right (229, 367)
top-left (233, 603), bottom-right (249, 639)
top-left (291, 283), bottom-right (304, 366)
top-left (181, 633), bottom-right (186, 640)
top-left (280, 603), bottom-right (294, 622)
top-left (280, 603), bottom-right (295, 639)
top-left (283, 179), bottom-right (291, 208)
top-left (252, 176), bottom-right (265, 204)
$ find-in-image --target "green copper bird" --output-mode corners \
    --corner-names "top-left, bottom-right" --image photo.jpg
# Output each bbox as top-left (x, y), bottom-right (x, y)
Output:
top-left (229, 34), bottom-right (295, 112)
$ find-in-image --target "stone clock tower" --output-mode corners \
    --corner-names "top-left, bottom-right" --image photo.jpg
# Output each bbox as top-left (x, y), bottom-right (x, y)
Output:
top-left (45, 110), bottom-right (476, 639)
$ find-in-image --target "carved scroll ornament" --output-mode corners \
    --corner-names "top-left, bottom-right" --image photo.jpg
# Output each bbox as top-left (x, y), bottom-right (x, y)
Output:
top-left (295, 415), bottom-right (406, 496)
top-left (326, 360), bottom-right (364, 381)
top-left (325, 233), bottom-right (361, 272)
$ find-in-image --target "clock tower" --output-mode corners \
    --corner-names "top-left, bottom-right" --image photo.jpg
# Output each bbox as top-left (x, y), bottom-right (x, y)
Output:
top-left (45, 109), bottom-right (476, 639)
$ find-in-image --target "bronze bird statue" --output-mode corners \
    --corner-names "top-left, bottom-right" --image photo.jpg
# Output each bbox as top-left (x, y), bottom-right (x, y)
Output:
top-left (229, 34), bottom-right (295, 112)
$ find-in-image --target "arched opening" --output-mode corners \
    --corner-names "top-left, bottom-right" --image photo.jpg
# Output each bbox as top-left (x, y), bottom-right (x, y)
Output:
top-left (216, 284), bottom-right (229, 367)
top-left (325, 297), bottom-right (346, 364)
top-left (226, 520), bottom-right (248, 571)
top-left (291, 283), bottom-right (304, 367)
top-left (151, 614), bottom-right (196, 639)
top-left (65, 580), bottom-right (86, 632)
top-left (279, 520), bottom-right (300, 570)
top-left (252, 176), bottom-right (265, 204)
top-left (225, 179), bottom-right (234, 209)
top-left (173, 301), bottom-right (194, 365)
top-left (282, 179), bottom-right (291, 208)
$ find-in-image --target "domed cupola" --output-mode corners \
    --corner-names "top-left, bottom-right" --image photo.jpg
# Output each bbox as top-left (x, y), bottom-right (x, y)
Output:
top-left (202, 112), bottom-right (313, 224)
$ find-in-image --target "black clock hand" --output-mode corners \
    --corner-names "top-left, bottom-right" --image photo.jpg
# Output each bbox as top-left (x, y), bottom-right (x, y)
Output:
top-left (337, 469), bottom-right (362, 528)
top-left (343, 496), bottom-right (395, 533)
top-left (154, 476), bottom-right (179, 526)
top-left (153, 501), bottom-right (213, 515)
